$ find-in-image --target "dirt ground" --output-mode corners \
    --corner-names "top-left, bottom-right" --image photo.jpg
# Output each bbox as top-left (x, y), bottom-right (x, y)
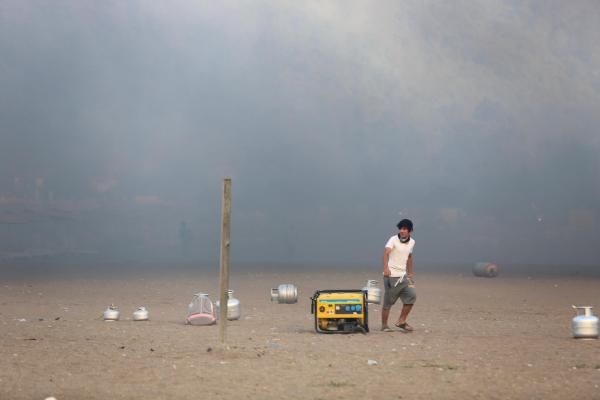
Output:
top-left (1, 267), bottom-right (599, 399)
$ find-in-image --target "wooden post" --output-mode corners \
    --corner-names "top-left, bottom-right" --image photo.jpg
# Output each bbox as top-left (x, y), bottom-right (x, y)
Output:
top-left (218, 178), bottom-right (232, 344)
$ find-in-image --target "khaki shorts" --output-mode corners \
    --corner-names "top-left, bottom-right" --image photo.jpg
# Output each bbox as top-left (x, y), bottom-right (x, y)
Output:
top-left (383, 276), bottom-right (416, 309)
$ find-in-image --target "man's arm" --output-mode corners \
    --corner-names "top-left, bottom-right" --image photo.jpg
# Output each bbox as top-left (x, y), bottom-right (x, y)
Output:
top-left (407, 253), bottom-right (413, 278)
top-left (383, 247), bottom-right (392, 276)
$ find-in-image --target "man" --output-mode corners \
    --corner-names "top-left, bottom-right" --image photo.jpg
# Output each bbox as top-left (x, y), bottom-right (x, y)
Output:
top-left (381, 219), bottom-right (416, 332)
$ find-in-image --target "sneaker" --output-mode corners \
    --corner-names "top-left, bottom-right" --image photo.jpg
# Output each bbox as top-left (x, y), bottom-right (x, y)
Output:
top-left (380, 325), bottom-right (393, 332)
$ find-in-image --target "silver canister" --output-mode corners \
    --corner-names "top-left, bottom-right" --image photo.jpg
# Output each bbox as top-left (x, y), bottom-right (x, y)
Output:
top-left (103, 304), bottom-right (120, 321)
top-left (472, 262), bottom-right (499, 278)
top-left (132, 306), bottom-right (149, 321)
top-left (270, 284), bottom-right (298, 304)
top-left (572, 306), bottom-right (599, 339)
top-left (361, 280), bottom-right (382, 304)
top-left (215, 289), bottom-right (241, 320)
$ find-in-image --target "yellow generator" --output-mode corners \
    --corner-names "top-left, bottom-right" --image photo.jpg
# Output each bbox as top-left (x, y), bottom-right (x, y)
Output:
top-left (310, 290), bottom-right (369, 333)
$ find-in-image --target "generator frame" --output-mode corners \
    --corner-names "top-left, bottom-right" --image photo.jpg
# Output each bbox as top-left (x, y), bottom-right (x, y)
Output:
top-left (310, 289), bottom-right (369, 334)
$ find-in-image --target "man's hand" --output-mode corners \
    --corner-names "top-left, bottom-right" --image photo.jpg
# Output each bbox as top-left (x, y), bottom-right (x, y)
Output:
top-left (383, 267), bottom-right (391, 277)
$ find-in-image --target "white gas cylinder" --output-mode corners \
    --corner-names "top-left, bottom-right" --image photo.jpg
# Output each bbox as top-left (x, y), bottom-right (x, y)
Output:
top-left (361, 280), bottom-right (382, 304)
top-left (572, 305), bottom-right (599, 339)
top-left (103, 304), bottom-right (120, 321)
top-left (133, 306), bottom-right (149, 321)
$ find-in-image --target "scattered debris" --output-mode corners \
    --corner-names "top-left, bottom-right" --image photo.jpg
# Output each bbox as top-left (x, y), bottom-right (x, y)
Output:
top-left (367, 359), bottom-right (378, 366)
top-left (206, 347), bottom-right (212, 353)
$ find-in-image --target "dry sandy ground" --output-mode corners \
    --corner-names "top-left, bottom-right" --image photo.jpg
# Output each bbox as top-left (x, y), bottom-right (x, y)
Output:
top-left (1, 267), bottom-right (599, 399)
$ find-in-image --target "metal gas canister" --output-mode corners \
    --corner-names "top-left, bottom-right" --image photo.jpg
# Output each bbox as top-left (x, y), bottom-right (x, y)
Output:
top-left (361, 280), bottom-right (382, 304)
top-left (473, 262), bottom-right (499, 278)
top-left (215, 289), bottom-right (241, 320)
top-left (186, 293), bottom-right (216, 326)
top-left (270, 284), bottom-right (298, 304)
top-left (571, 306), bottom-right (599, 339)
top-left (133, 306), bottom-right (149, 321)
top-left (103, 304), bottom-right (120, 321)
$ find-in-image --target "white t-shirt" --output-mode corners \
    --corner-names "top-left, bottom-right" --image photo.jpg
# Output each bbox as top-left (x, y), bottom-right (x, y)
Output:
top-left (385, 235), bottom-right (415, 278)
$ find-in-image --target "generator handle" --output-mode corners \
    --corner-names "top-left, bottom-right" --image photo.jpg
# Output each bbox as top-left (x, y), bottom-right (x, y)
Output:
top-left (310, 291), bottom-right (319, 314)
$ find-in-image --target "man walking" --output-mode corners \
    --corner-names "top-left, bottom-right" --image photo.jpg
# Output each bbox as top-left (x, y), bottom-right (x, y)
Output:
top-left (381, 219), bottom-right (416, 332)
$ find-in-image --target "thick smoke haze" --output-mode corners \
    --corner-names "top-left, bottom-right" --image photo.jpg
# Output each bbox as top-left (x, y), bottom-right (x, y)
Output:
top-left (1, 1), bottom-right (599, 268)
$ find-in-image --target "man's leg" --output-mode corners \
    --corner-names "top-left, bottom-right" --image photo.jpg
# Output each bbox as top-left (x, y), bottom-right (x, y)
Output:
top-left (395, 284), bottom-right (416, 330)
top-left (396, 304), bottom-right (413, 325)
top-left (381, 276), bottom-right (393, 330)
top-left (381, 307), bottom-right (391, 328)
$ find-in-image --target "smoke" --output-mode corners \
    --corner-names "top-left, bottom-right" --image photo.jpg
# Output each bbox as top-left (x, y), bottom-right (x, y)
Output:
top-left (1, 1), bottom-right (599, 267)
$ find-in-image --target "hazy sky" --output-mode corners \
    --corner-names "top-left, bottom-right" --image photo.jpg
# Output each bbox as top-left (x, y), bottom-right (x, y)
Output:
top-left (1, 1), bottom-right (599, 266)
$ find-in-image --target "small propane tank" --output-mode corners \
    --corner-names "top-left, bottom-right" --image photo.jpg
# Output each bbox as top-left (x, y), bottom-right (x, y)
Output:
top-left (186, 293), bottom-right (216, 326)
top-left (132, 306), bottom-right (149, 321)
top-left (270, 284), bottom-right (298, 304)
top-left (215, 290), bottom-right (241, 320)
top-left (361, 280), bottom-right (382, 304)
top-left (103, 304), bottom-right (120, 321)
top-left (571, 305), bottom-right (599, 339)
top-left (473, 262), bottom-right (499, 278)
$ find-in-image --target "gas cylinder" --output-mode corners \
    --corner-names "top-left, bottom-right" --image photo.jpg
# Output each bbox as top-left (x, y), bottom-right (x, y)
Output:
top-left (571, 306), bottom-right (599, 339)
top-left (473, 262), bottom-right (499, 278)
top-left (361, 280), bottom-right (382, 304)
top-left (215, 289), bottom-right (241, 320)
top-left (103, 304), bottom-right (120, 321)
top-left (270, 284), bottom-right (298, 304)
top-left (132, 306), bottom-right (149, 321)
top-left (186, 293), bottom-right (216, 326)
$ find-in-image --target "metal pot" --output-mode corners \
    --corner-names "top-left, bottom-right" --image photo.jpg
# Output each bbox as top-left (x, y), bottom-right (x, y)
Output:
top-left (473, 262), bottom-right (499, 278)
top-left (572, 305), bottom-right (599, 339)
top-left (361, 280), bottom-right (382, 304)
top-left (271, 284), bottom-right (298, 304)
top-left (103, 304), bottom-right (120, 321)
top-left (215, 289), bottom-right (241, 320)
top-left (133, 306), bottom-right (149, 321)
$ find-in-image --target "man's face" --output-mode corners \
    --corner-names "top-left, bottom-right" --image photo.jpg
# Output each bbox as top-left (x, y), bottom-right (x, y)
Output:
top-left (399, 227), bottom-right (410, 239)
